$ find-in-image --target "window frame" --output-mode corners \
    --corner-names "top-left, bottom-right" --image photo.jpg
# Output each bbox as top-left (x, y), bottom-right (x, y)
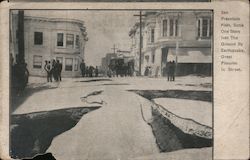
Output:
top-left (66, 34), bottom-right (74, 48)
top-left (57, 33), bottom-right (64, 47)
top-left (152, 54), bottom-right (155, 63)
top-left (33, 55), bottom-right (42, 69)
top-left (197, 17), bottom-right (211, 39)
top-left (34, 32), bottom-right (43, 45)
top-left (162, 19), bottom-right (168, 37)
top-left (75, 35), bottom-right (80, 49)
top-left (65, 58), bottom-right (73, 71)
top-left (162, 18), bottom-right (179, 37)
top-left (151, 28), bottom-right (155, 43)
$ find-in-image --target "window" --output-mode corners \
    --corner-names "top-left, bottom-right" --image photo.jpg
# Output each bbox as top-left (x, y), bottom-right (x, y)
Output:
top-left (169, 19), bottom-right (174, 36)
top-left (74, 58), bottom-right (79, 71)
top-left (65, 58), bottom-right (73, 71)
top-left (75, 35), bottom-right (80, 48)
top-left (66, 34), bottom-right (74, 48)
top-left (163, 19), bottom-right (179, 37)
top-left (151, 29), bottom-right (155, 43)
top-left (152, 54), bottom-right (155, 63)
top-left (198, 18), bottom-right (211, 38)
top-left (34, 32), bottom-right (43, 45)
top-left (202, 19), bottom-right (208, 37)
top-left (175, 19), bottom-right (178, 37)
top-left (33, 55), bottom-right (42, 68)
top-left (57, 33), bottom-right (64, 46)
top-left (163, 20), bottom-right (168, 37)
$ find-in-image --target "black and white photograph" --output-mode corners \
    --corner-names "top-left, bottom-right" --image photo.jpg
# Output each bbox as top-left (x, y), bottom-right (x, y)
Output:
top-left (10, 9), bottom-right (213, 160)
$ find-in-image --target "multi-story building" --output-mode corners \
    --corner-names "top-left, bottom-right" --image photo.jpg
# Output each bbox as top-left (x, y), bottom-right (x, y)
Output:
top-left (10, 11), bottom-right (88, 77)
top-left (129, 11), bottom-right (212, 77)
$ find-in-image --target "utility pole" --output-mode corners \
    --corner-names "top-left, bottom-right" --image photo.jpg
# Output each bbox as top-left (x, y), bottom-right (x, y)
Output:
top-left (134, 11), bottom-right (146, 76)
top-left (111, 44), bottom-right (118, 55)
top-left (17, 10), bottom-right (25, 64)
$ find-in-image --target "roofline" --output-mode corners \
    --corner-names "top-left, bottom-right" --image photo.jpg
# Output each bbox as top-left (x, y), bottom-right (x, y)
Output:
top-left (24, 15), bottom-right (85, 25)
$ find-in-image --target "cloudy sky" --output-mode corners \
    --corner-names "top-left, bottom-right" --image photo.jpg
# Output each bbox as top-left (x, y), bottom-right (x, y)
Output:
top-left (25, 10), bottom-right (138, 66)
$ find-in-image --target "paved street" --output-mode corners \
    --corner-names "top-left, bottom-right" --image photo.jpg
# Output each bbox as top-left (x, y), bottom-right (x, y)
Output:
top-left (48, 87), bottom-right (159, 160)
top-left (12, 76), bottom-right (212, 160)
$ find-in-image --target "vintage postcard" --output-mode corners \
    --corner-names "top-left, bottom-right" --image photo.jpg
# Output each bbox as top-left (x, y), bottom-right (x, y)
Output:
top-left (0, 1), bottom-right (249, 160)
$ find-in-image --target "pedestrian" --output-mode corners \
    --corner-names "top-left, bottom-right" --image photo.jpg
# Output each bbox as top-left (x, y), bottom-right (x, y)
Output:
top-left (169, 61), bottom-right (176, 81)
top-left (148, 66), bottom-right (152, 77)
top-left (44, 60), bottom-right (49, 82)
top-left (44, 60), bottom-right (52, 82)
top-left (89, 66), bottom-right (94, 77)
top-left (172, 61), bottom-right (176, 81)
top-left (57, 60), bottom-right (62, 81)
top-left (85, 66), bottom-right (89, 77)
top-left (166, 61), bottom-right (171, 81)
top-left (80, 60), bottom-right (86, 77)
top-left (144, 66), bottom-right (149, 76)
top-left (52, 59), bottom-right (58, 81)
top-left (95, 66), bottom-right (98, 77)
top-left (107, 68), bottom-right (111, 78)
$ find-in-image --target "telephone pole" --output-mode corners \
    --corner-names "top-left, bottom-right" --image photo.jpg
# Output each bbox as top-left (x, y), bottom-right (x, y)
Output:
top-left (111, 44), bottom-right (118, 55)
top-left (134, 11), bottom-right (146, 76)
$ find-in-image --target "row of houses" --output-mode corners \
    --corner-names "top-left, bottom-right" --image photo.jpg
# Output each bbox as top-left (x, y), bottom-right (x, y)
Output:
top-left (129, 10), bottom-right (212, 77)
top-left (10, 11), bottom-right (88, 77)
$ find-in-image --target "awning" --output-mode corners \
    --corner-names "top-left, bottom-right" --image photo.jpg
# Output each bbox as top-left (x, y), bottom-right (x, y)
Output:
top-left (167, 48), bottom-right (212, 63)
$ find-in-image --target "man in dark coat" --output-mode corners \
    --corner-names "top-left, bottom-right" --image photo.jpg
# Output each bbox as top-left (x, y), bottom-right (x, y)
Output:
top-left (166, 61), bottom-right (171, 81)
top-left (89, 66), bottom-right (94, 77)
top-left (52, 59), bottom-right (58, 81)
top-left (80, 60), bottom-right (86, 77)
top-left (57, 60), bottom-right (62, 81)
top-left (95, 66), bottom-right (99, 77)
top-left (170, 61), bottom-right (176, 81)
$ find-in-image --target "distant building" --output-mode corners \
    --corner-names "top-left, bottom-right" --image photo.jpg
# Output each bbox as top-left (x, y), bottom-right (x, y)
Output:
top-left (10, 11), bottom-right (88, 77)
top-left (101, 53), bottom-right (117, 71)
top-left (129, 11), bottom-right (212, 77)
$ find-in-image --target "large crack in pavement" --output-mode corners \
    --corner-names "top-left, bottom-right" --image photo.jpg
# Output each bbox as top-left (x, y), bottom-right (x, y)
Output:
top-left (132, 89), bottom-right (212, 153)
top-left (129, 90), bottom-right (212, 102)
top-left (10, 106), bottom-right (101, 159)
top-left (150, 105), bottom-right (212, 152)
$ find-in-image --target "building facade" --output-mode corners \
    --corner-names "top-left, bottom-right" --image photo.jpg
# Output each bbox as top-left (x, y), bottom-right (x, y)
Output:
top-left (129, 11), bottom-right (212, 77)
top-left (10, 12), bottom-right (88, 77)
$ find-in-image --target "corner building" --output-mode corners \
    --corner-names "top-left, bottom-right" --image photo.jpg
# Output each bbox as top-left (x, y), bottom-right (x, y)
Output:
top-left (129, 11), bottom-right (212, 77)
top-left (11, 13), bottom-right (88, 77)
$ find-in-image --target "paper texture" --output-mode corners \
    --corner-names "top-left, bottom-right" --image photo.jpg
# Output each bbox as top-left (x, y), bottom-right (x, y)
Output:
top-left (0, 0), bottom-right (249, 160)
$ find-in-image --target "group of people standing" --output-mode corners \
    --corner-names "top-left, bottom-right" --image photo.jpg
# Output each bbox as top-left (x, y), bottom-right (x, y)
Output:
top-left (44, 60), bottom-right (62, 82)
top-left (80, 60), bottom-right (99, 77)
top-left (166, 60), bottom-right (176, 81)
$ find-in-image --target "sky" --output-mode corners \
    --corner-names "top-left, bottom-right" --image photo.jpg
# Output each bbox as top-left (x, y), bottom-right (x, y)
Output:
top-left (25, 10), bottom-right (138, 66)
